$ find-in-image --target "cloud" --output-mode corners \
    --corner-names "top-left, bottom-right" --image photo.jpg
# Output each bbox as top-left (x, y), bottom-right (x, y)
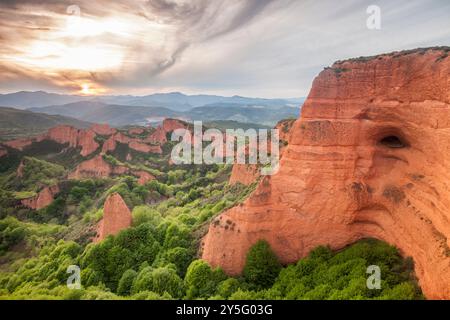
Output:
top-left (0, 0), bottom-right (279, 93)
top-left (0, 0), bottom-right (449, 96)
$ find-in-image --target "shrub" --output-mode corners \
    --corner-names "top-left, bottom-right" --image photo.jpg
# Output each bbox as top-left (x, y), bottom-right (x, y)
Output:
top-left (132, 266), bottom-right (154, 294)
top-left (184, 260), bottom-right (227, 299)
top-left (243, 240), bottom-right (281, 289)
top-left (132, 206), bottom-right (162, 227)
top-left (117, 269), bottom-right (137, 296)
top-left (217, 278), bottom-right (241, 298)
top-left (151, 267), bottom-right (184, 298)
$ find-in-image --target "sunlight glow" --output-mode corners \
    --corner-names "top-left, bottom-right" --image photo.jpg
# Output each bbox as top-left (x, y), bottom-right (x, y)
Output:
top-left (81, 84), bottom-right (91, 95)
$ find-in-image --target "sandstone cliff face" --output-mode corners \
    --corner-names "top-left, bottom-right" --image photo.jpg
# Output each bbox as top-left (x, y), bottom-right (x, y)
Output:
top-left (68, 154), bottom-right (155, 183)
top-left (3, 119), bottom-right (185, 158)
top-left (3, 138), bottom-right (34, 151)
top-left (145, 127), bottom-right (167, 144)
top-left (4, 125), bottom-right (100, 157)
top-left (202, 48), bottom-right (450, 299)
top-left (94, 193), bottom-right (132, 242)
top-left (229, 164), bottom-right (260, 186)
top-left (68, 155), bottom-right (119, 179)
top-left (163, 118), bottom-right (187, 133)
top-left (46, 125), bottom-right (100, 157)
top-left (145, 119), bottom-right (188, 145)
top-left (101, 131), bottom-right (163, 155)
top-left (91, 124), bottom-right (116, 136)
top-left (21, 185), bottom-right (60, 210)
top-left (128, 128), bottom-right (145, 135)
top-left (135, 171), bottom-right (156, 185)
top-left (129, 141), bottom-right (162, 154)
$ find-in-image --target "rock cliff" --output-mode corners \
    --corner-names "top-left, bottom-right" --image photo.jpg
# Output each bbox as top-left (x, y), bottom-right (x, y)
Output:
top-left (21, 185), bottom-right (60, 210)
top-left (94, 193), bottom-right (132, 242)
top-left (68, 155), bottom-right (128, 179)
top-left (202, 47), bottom-right (450, 299)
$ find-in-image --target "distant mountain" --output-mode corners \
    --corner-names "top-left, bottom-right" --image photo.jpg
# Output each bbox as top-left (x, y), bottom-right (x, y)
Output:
top-left (0, 107), bottom-right (91, 141)
top-left (96, 93), bottom-right (304, 110)
top-left (186, 105), bottom-right (299, 126)
top-left (203, 120), bottom-right (271, 131)
top-left (29, 101), bottom-right (107, 119)
top-left (80, 104), bottom-right (180, 127)
top-left (0, 91), bottom-right (304, 112)
top-left (33, 100), bottom-right (299, 127)
top-left (31, 102), bottom-right (180, 127)
top-left (0, 91), bottom-right (90, 109)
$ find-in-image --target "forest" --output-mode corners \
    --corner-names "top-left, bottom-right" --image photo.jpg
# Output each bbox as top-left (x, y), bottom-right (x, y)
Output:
top-left (0, 157), bottom-right (422, 300)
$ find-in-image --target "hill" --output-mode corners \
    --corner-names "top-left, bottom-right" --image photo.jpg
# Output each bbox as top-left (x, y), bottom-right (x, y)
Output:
top-left (0, 107), bottom-right (91, 141)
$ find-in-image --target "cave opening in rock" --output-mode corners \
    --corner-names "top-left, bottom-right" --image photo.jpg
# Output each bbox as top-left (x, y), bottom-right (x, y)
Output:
top-left (379, 135), bottom-right (406, 148)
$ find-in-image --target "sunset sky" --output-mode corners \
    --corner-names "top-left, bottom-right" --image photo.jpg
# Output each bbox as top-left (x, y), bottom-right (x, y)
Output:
top-left (0, 0), bottom-right (449, 98)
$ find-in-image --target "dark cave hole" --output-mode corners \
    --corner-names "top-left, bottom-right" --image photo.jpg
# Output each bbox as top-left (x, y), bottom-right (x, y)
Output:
top-left (379, 135), bottom-right (406, 148)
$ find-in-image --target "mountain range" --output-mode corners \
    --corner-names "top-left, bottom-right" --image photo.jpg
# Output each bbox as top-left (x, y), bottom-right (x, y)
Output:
top-left (0, 91), bottom-right (303, 127)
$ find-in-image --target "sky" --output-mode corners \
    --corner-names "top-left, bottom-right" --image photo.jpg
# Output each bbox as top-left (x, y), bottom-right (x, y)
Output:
top-left (0, 0), bottom-right (449, 98)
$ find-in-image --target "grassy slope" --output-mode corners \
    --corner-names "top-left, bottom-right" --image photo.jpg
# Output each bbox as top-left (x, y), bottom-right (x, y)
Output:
top-left (0, 107), bottom-right (91, 141)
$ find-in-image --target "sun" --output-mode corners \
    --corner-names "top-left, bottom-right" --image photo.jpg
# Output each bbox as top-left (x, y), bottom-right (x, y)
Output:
top-left (80, 84), bottom-right (92, 95)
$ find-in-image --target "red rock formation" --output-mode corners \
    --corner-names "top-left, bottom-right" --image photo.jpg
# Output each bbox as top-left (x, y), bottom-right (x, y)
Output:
top-left (276, 119), bottom-right (295, 144)
top-left (47, 124), bottom-right (101, 156)
top-left (68, 154), bottom-right (150, 180)
top-left (163, 118), bottom-right (187, 133)
top-left (77, 129), bottom-right (100, 157)
top-left (3, 138), bottom-right (33, 151)
top-left (129, 141), bottom-right (162, 154)
top-left (21, 185), bottom-right (60, 210)
top-left (91, 123), bottom-right (116, 136)
top-left (101, 131), bottom-right (163, 154)
top-left (202, 48), bottom-right (450, 299)
top-left (94, 193), bottom-right (132, 242)
top-left (101, 132), bottom-right (132, 153)
top-left (134, 171), bottom-right (156, 186)
top-left (145, 119), bottom-right (188, 145)
top-left (145, 127), bottom-right (167, 144)
top-left (128, 128), bottom-right (145, 135)
top-left (5, 125), bottom-right (100, 157)
top-left (46, 125), bottom-right (79, 147)
top-left (68, 155), bottom-right (118, 179)
top-left (101, 135), bottom-right (118, 153)
top-left (229, 164), bottom-right (260, 186)
top-left (0, 146), bottom-right (7, 158)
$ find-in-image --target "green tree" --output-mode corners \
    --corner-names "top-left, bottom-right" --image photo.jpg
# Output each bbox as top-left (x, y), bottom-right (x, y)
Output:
top-left (132, 266), bottom-right (154, 294)
top-left (164, 247), bottom-right (193, 278)
top-left (151, 267), bottom-right (185, 298)
top-left (217, 278), bottom-right (241, 298)
top-left (117, 269), bottom-right (137, 296)
top-left (184, 260), bottom-right (226, 299)
top-left (243, 240), bottom-right (281, 289)
top-left (132, 206), bottom-right (162, 227)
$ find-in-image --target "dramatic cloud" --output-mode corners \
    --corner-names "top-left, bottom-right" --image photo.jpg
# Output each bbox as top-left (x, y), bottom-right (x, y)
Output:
top-left (0, 0), bottom-right (449, 97)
